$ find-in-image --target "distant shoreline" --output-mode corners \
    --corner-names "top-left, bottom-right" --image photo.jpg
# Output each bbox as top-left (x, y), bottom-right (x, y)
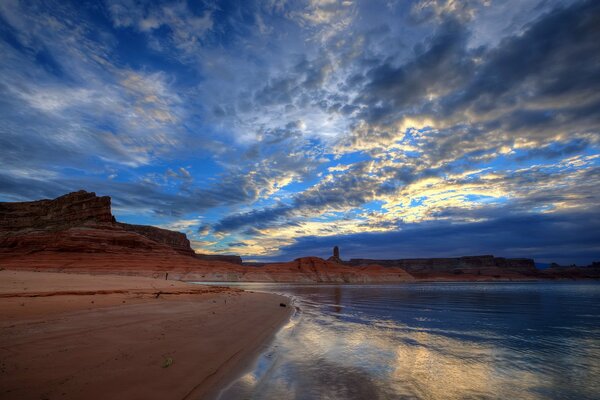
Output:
top-left (192, 278), bottom-right (599, 285)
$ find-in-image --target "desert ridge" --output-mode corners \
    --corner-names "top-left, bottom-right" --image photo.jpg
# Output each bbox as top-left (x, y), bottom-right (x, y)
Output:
top-left (0, 190), bottom-right (564, 282)
top-left (0, 190), bottom-right (420, 282)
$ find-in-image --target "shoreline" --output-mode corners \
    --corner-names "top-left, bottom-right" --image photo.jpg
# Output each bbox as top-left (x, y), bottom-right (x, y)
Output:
top-left (184, 294), bottom-right (295, 400)
top-left (202, 297), bottom-right (297, 400)
top-left (0, 270), bottom-right (292, 400)
top-left (189, 278), bottom-right (591, 285)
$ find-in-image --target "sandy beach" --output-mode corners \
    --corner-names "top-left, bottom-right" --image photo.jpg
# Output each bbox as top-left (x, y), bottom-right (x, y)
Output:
top-left (0, 270), bottom-right (291, 399)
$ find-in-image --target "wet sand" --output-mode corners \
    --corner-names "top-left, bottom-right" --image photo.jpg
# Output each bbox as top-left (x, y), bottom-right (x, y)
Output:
top-left (0, 270), bottom-right (291, 399)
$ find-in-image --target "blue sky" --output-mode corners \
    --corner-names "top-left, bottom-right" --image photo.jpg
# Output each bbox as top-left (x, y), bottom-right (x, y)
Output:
top-left (1, 0), bottom-right (599, 264)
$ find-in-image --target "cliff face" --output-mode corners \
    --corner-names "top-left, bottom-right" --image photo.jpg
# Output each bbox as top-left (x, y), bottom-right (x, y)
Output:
top-left (0, 191), bottom-right (114, 232)
top-left (237, 257), bottom-right (415, 283)
top-left (118, 223), bottom-right (194, 256)
top-left (194, 254), bottom-right (243, 265)
top-left (0, 191), bottom-right (195, 256)
top-left (541, 262), bottom-right (600, 279)
top-left (347, 255), bottom-right (536, 274)
top-left (0, 227), bottom-right (181, 254)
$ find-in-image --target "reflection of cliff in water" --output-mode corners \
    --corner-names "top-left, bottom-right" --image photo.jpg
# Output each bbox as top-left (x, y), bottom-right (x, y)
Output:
top-left (334, 286), bottom-right (341, 314)
top-left (219, 282), bottom-right (600, 400)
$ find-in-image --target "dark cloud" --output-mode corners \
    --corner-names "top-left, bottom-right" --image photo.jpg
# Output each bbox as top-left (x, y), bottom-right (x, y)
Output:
top-left (354, 18), bottom-right (472, 124)
top-left (449, 1), bottom-right (600, 115)
top-left (213, 204), bottom-right (293, 233)
top-left (227, 241), bottom-right (248, 247)
top-left (0, 165), bottom-right (297, 220)
top-left (514, 138), bottom-right (592, 162)
top-left (212, 152), bottom-right (600, 240)
top-left (212, 161), bottom-right (381, 233)
top-left (251, 54), bottom-right (333, 111)
top-left (259, 121), bottom-right (303, 145)
top-left (262, 209), bottom-right (600, 265)
top-left (253, 75), bottom-right (298, 107)
top-left (344, 0), bottom-right (600, 156)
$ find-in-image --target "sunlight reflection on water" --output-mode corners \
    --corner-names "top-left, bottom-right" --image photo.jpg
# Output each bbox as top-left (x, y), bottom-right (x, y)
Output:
top-left (200, 282), bottom-right (600, 400)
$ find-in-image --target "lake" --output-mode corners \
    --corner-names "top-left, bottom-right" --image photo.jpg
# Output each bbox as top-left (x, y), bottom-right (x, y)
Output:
top-left (200, 282), bottom-right (600, 399)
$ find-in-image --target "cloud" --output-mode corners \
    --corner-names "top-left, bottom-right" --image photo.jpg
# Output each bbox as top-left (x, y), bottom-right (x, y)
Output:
top-left (445, 1), bottom-right (600, 116)
top-left (106, 0), bottom-right (214, 57)
top-left (1, 0), bottom-right (598, 265)
top-left (211, 159), bottom-right (381, 234)
top-left (354, 18), bottom-right (472, 124)
top-left (265, 208), bottom-right (600, 265)
top-left (0, 1), bottom-right (190, 170)
top-left (208, 152), bottom-right (600, 256)
top-left (410, 0), bottom-right (491, 23)
top-left (337, 1), bottom-right (600, 159)
top-left (166, 167), bottom-right (193, 182)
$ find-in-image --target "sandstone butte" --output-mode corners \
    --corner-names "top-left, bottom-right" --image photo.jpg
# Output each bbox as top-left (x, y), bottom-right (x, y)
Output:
top-left (0, 190), bottom-right (417, 282)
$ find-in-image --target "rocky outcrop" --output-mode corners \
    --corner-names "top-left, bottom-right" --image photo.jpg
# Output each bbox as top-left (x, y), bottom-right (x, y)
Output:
top-left (0, 191), bottom-right (194, 256)
top-left (327, 246), bottom-right (342, 263)
top-left (320, 247), bottom-right (537, 280)
top-left (347, 255), bottom-right (536, 275)
top-left (0, 227), bottom-right (179, 254)
top-left (0, 191), bottom-right (114, 232)
top-left (118, 223), bottom-right (194, 256)
top-left (239, 257), bottom-right (415, 283)
top-left (194, 254), bottom-right (243, 264)
top-left (0, 253), bottom-right (417, 283)
top-left (541, 262), bottom-right (600, 279)
top-left (0, 251), bottom-right (243, 279)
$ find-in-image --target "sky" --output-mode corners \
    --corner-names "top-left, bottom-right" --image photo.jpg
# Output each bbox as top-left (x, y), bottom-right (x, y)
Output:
top-left (0, 0), bottom-right (599, 264)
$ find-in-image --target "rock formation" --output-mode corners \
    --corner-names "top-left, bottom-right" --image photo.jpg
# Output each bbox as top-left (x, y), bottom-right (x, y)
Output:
top-left (117, 222), bottom-right (194, 256)
top-left (0, 190), bottom-right (115, 232)
top-left (240, 257), bottom-right (415, 283)
top-left (327, 246), bottom-right (342, 263)
top-left (0, 191), bottom-right (194, 256)
top-left (194, 254), bottom-right (243, 265)
top-left (541, 261), bottom-right (600, 279)
top-left (346, 255), bottom-right (536, 278)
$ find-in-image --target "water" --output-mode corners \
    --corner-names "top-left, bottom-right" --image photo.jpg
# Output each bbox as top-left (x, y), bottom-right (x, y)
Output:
top-left (202, 282), bottom-right (600, 399)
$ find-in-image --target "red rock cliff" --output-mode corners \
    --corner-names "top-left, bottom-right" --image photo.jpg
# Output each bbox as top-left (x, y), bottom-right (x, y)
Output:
top-left (118, 223), bottom-right (194, 256)
top-left (0, 190), bottom-right (114, 232)
top-left (0, 191), bottom-right (195, 256)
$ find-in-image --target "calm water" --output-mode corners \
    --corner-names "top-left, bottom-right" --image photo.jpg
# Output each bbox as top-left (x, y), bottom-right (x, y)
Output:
top-left (202, 282), bottom-right (600, 399)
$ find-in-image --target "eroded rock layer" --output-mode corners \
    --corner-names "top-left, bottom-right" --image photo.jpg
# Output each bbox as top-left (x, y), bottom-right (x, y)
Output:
top-left (118, 223), bottom-right (194, 256)
top-left (0, 254), bottom-right (416, 283)
top-left (0, 191), bottom-right (194, 256)
top-left (242, 257), bottom-right (415, 283)
top-left (0, 191), bottom-right (114, 232)
top-left (347, 255), bottom-right (536, 275)
top-left (194, 254), bottom-right (243, 265)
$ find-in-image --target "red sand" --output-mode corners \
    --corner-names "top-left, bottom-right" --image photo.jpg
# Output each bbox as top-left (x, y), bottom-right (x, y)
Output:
top-left (0, 270), bottom-right (291, 399)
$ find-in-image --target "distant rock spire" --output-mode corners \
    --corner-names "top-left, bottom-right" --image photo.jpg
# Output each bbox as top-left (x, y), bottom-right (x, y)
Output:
top-left (328, 246), bottom-right (342, 264)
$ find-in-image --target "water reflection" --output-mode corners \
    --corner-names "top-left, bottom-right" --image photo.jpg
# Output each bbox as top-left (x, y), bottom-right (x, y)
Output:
top-left (211, 283), bottom-right (600, 400)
